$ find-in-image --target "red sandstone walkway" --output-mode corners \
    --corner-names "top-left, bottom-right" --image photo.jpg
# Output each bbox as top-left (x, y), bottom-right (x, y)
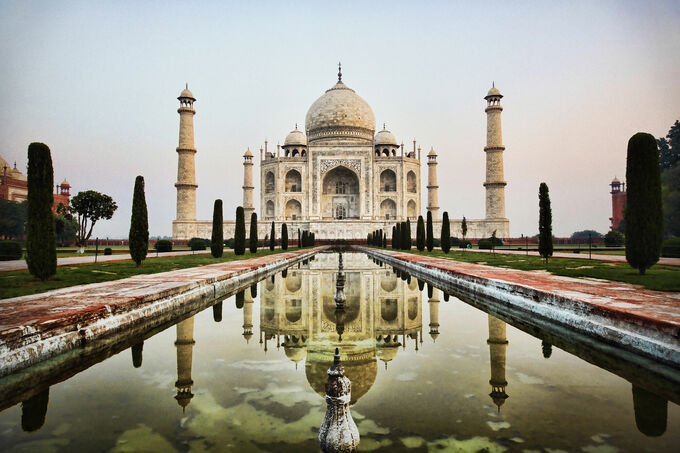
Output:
top-left (367, 248), bottom-right (680, 332)
top-left (0, 248), bottom-right (323, 373)
top-left (445, 247), bottom-right (680, 266)
top-left (0, 249), bottom-right (213, 273)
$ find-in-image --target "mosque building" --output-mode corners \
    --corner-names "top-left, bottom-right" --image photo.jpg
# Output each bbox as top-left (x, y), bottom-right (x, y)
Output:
top-left (172, 67), bottom-right (510, 241)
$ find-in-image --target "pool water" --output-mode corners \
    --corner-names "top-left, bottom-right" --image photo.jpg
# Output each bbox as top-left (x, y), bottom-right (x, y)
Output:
top-left (0, 251), bottom-right (678, 452)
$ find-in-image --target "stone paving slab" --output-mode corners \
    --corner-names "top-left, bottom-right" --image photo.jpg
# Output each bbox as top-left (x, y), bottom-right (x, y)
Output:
top-left (0, 249), bottom-right (213, 272)
top-left (0, 248), bottom-right (324, 376)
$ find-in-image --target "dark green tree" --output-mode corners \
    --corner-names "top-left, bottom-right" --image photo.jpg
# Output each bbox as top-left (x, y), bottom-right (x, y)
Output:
top-left (658, 120), bottom-right (680, 170)
top-left (0, 200), bottom-right (27, 239)
top-left (382, 233), bottom-right (387, 248)
top-left (281, 223), bottom-right (288, 250)
top-left (249, 212), bottom-right (258, 253)
top-left (570, 230), bottom-right (603, 239)
top-left (461, 216), bottom-right (468, 244)
top-left (69, 190), bottom-right (117, 253)
top-left (416, 215), bottom-right (425, 251)
top-left (405, 220), bottom-right (412, 250)
top-left (298, 228), bottom-right (301, 248)
top-left (26, 143), bottom-right (56, 280)
top-left (441, 211), bottom-right (451, 253)
top-left (538, 182), bottom-right (553, 262)
top-left (234, 206), bottom-right (246, 255)
top-left (211, 200), bottom-right (224, 257)
top-left (625, 133), bottom-right (664, 274)
top-left (128, 175), bottom-right (149, 266)
top-left (270, 221), bottom-right (276, 250)
top-left (391, 225), bottom-right (397, 249)
top-left (662, 165), bottom-right (680, 237)
top-left (395, 223), bottom-right (402, 249)
top-left (426, 211), bottom-right (433, 252)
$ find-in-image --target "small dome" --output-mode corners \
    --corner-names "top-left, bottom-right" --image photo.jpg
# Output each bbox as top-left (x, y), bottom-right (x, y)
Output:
top-left (244, 148), bottom-right (253, 157)
top-left (60, 179), bottom-right (70, 187)
top-left (485, 83), bottom-right (502, 99)
top-left (428, 147), bottom-right (437, 156)
top-left (284, 127), bottom-right (307, 147)
top-left (179, 85), bottom-right (195, 100)
top-left (284, 346), bottom-right (307, 363)
top-left (611, 177), bottom-right (621, 184)
top-left (374, 127), bottom-right (397, 146)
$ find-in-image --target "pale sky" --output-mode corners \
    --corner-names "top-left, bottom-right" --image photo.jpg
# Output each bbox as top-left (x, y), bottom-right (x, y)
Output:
top-left (1, 1), bottom-right (679, 238)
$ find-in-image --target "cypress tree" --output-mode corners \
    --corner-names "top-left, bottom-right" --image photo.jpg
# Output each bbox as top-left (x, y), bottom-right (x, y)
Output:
top-left (416, 215), bottom-right (425, 251)
top-left (395, 223), bottom-right (401, 249)
top-left (270, 221), bottom-right (276, 250)
top-left (234, 206), bottom-right (246, 255)
top-left (441, 211), bottom-right (451, 253)
top-left (281, 223), bottom-right (288, 250)
top-left (211, 199), bottom-right (224, 258)
top-left (26, 142), bottom-right (56, 280)
top-left (426, 210), bottom-right (434, 252)
top-left (298, 228), bottom-right (301, 248)
top-left (249, 212), bottom-right (258, 253)
top-left (128, 175), bottom-right (149, 266)
top-left (367, 233), bottom-right (372, 245)
top-left (538, 182), bottom-right (553, 262)
top-left (406, 219), bottom-right (412, 250)
top-left (383, 233), bottom-right (387, 248)
top-left (625, 132), bottom-right (664, 274)
top-left (311, 232), bottom-right (315, 246)
top-left (392, 225), bottom-right (397, 249)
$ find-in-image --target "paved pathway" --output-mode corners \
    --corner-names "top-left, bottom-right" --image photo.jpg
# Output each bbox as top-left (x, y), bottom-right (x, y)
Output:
top-left (0, 249), bottom-right (212, 272)
top-left (363, 248), bottom-right (680, 333)
top-left (445, 247), bottom-right (680, 266)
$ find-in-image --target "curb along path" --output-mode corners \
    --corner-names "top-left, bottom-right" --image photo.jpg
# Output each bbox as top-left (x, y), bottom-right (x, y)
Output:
top-left (358, 247), bottom-right (680, 370)
top-left (0, 247), bottom-right (327, 377)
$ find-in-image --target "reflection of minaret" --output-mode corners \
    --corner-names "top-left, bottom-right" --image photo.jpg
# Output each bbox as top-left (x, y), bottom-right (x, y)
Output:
top-left (428, 288), bottom-right (440, 342)
top-left (243, 290), bottom-right (253, 343)
top-left (632, 385), bottom-right (667, 437)
top-left (487, 314), bottom-right (509, 411)
top-left (175, 317), bottom-right (195, 411)
top-left (21, 388), bottom-right (49, 432)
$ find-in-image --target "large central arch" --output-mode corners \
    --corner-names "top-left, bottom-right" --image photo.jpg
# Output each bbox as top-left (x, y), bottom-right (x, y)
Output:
top-left (321, 166), bottom-right (360, 219)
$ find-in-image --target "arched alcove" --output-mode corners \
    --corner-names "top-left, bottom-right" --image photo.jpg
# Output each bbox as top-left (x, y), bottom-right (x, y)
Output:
top-left (265, 172), bottom-right (275, 193)
top-left (285, 199), bottom-right (302, 220)
top-left (407, 171), bottom-right (417, 193)
top-left (321, 166), bottom-right (360, 219)
top-left (285, 169), bottom-right (302, 192)
top-left (407, 200), bottom-right (417, 219)
top-left (380, 169), bottom-right (396, 192)
top-left (380, 199), bottom-right (396, 220)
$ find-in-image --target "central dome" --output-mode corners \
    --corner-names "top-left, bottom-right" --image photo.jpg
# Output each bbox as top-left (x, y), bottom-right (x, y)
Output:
top-left (305, 79), bottom-right (375, 143)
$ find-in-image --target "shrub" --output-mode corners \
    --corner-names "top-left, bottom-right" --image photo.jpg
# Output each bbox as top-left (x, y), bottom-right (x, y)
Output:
top-left (211, 200), bottom-right (224, 258)
top-left (478, 238), bottom-right (492, 250)
top-left (459, 240), bottom-right (471, 249)
top-left (224, 237), bottom-right (235, 249)
top-left (625, 132), bottom-right (663, 274)
top-left (128, 175), bottom-right (149, 266)
top-left (234, 206), bottom-right (246, 255)
top-left (188, 237), bottom-right (207, 251)
top-left (154, 240), bottom-right (172, 252)
top-left (104, 247), bottom-right (113, 255)
top-left (26, 142), bottom-right (56, 280)
top-left (450, 237), bottom-right (461, 247)
top-left (0, 240), bottom-right (22, 260)
top-left (603, 230), bottom-right (625, 247)
top-left (661, 237), bottom-right (680, 258)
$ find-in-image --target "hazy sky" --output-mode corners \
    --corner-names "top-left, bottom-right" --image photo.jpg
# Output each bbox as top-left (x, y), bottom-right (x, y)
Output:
top-left (1, 1), bottom-right (679, 238)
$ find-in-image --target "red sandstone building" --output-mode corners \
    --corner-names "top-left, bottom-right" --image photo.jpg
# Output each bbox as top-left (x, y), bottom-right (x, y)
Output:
top-left (610, 177), bottom-right (626, 230)
top-left (1, 155), bottom-right (71, 212)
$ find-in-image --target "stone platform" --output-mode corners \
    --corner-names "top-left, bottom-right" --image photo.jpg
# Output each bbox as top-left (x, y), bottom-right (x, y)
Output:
top-left (358, 247), bottom-right (680, 371)
top-left (0, 247), bottom-right (326, 378)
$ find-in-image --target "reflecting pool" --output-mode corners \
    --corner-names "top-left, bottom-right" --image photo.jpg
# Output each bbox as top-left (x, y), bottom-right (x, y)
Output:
top-left (0, 251), bottom-right (678, 452)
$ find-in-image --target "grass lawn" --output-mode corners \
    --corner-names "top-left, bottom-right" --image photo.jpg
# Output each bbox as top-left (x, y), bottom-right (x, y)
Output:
top-left (0, 248), bottom-right (299, 299)
top-left (376, 248), bottom-right (680, 292)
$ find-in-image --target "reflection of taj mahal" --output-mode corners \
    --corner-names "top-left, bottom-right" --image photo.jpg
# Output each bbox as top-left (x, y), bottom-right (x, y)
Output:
top-left (172, 66), bottom-right (510, 240)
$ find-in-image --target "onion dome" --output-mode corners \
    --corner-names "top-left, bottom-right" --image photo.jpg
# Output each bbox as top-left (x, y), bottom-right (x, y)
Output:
top-left (178, 84), bottom-right (195, 100)
top-left (284, 125), bottom-right (307, 147)
top-left (305, 67), bottom-right (375, 143)
top-left (485, 82), bottom-right (502, 99)
top-left (374, 125), bottom-right (397, 146)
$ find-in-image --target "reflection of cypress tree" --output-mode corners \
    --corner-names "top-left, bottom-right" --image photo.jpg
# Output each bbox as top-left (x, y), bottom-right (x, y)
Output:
top-left (235, 290), bottom-right (245, 309)
top-left (250, 283), bottom-right (257, 298)
top-left (632, 385), bottom-right (667, 437)
top-left (21, 388), bottom-right (49, 432)
top-left (541, 341), bottom-right (552, 359)
top-left (213, 302), bottom-right (223, 322)
top-left (418, 279), bottom-right (425, 291)
top-left (406, 275), bottom-right (411, 285)
top-left (282, 268), bottom-right (287, 278)
top-left (443, 293), bottom-right (450, 302)
top-left (132, 342), bottom-right (144, 368)
top-left (427, 283), bottom-right (433, 299)
top-left (400, 270), bottom-right (408, 281)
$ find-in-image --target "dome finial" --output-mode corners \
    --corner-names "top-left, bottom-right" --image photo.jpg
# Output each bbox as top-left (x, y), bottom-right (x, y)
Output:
top-left (338, 62), bottom-right (342, 82)
top-left (186, 82), bottom-right (188, 89)
top-left (383, 123), bottom-right (386, 131)
top-left (492, 80), bottom-right (495, 88)
top-left (295, 123), bottom-right (298, 130)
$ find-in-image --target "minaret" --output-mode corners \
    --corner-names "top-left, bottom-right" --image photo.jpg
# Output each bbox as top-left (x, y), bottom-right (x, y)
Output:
top-left (426, 147), bottom-right (439, 220)
top-left (243, 148), bottom-right (255, 220)
top-left (175, 85), bottom-right (198, 222)
top-left (428, 288), bottom-right (440, 342)
top-left (484, 83), bottom-right (507, 220)
top-left (174, 317), bottom-right (196, 411)
top-left (243, 289), bottom-right (254, 343)
top-left (487, 314), bottom-right (509, 411)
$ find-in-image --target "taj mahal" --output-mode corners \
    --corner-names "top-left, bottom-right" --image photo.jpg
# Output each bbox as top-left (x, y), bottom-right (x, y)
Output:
top-left (172, 66), bottom-right (509, 241)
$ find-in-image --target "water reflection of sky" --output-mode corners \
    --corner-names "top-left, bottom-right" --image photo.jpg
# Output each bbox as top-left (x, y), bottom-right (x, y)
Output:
top-left (0, 252), bottom-right (678, 452)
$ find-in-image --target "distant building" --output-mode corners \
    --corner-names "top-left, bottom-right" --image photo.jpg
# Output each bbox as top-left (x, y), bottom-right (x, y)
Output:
top-left (610, 177), bottom-right (626, 230)
top-left (0, 155), bottom-right (71, 212)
